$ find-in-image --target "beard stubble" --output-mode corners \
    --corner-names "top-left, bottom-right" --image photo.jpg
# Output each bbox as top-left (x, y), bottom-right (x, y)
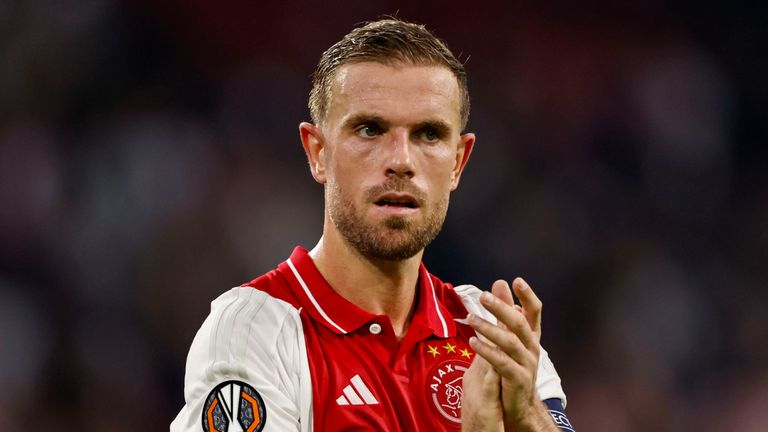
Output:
top-left (328, 177), bottom-right (448, 261)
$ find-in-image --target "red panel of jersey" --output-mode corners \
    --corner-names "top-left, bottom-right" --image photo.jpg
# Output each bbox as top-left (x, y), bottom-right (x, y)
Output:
top-left (245, 247), bottom-right (476, 430)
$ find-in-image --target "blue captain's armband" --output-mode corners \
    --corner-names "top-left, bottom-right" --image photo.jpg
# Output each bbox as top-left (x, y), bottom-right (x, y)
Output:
top-left (543, 398), bottom-right (575, 431)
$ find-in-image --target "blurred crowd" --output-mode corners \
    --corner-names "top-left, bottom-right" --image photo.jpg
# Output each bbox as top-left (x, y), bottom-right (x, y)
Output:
top-left (1, 1), bottom-right (766, 430)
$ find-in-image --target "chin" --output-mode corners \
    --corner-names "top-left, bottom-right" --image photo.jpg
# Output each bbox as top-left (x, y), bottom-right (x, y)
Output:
top-left (382, 217), bottom-right (410, 230)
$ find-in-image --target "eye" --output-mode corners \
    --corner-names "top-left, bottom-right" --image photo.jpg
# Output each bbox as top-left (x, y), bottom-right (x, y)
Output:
top-left (356, 124), bottom-right (381, 138)
top-left (417, 127), bottom-right (441, 142)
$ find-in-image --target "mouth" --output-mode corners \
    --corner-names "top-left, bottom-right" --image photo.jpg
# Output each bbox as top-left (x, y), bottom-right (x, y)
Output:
top-left (374, 193), bottom-right (419, 209)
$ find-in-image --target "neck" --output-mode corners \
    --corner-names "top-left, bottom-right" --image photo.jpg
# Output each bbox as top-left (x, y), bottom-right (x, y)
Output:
top-left (309, 228), bottom-right (423, 340)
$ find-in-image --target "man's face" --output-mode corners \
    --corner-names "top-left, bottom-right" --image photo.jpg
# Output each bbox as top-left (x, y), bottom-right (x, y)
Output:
top-left (304, 62), bottom-right (474, 260)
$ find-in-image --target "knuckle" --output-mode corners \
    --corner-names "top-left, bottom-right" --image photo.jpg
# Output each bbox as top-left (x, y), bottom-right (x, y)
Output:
top-left (491, 345), bottom-right (507, 363)
top-left (525, 351), bottom-right (538, 368)
top-left (500, 338), bottom-right (520, 356)
top-left (499, 362), bottom-right (517, 377)
top-left (531, 344), bottom-right (541, 358)
top-left (532, 297), bottom-right (543, 310)
top-left (510, 315), bottom-right (528, 333)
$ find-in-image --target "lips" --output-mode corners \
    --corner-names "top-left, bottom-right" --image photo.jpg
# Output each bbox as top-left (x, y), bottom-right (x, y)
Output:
top-left (374, 193), bottom-right (420, 209)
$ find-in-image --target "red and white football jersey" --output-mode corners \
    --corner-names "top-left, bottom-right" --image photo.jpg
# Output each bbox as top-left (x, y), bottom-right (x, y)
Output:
top-left (171, 247), bottom-right (568, 431)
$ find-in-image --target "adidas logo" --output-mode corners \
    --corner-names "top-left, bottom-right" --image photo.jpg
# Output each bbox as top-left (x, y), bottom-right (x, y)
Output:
top-left (335, 374), bottom-right (379, 406)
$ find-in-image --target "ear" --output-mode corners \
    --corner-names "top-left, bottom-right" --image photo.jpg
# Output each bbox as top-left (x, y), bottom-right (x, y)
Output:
top-left (299, 122), bottom-right (328, 184)
top-left (449, 132), bottom-right (475, 190)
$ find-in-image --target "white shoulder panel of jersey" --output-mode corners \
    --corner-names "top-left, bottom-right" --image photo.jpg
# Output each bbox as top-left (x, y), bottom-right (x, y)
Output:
top-left (453, 284), bottom-right (568, 408)
top-left (170, 286), bottom-right (313, 432)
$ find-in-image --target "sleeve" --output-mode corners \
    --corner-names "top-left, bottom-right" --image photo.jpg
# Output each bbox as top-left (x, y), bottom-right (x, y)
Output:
top-left (453, 284), bottom-right (568, 407)
top-left (170, 287), bottom-right (313, 432)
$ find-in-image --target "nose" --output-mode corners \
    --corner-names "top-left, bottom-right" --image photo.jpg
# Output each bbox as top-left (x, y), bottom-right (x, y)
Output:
top-left (385, 130), bottom-right (415, 178)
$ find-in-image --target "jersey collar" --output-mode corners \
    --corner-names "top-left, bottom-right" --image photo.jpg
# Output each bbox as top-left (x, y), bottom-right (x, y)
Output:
top-left (278, 246), bottom-right (456, 338)
top-left (412, 262), bottom-right (457, 338)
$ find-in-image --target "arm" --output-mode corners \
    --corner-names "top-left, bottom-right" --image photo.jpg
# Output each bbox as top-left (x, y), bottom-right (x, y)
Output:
top-left (462, 279), bottom-right (572, 431)
top-left (170, 287), bottom-right (311, 432)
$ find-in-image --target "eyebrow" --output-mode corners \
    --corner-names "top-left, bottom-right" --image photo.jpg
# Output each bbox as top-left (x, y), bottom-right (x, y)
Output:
top-left (341, 114), bottom-right (389, 131)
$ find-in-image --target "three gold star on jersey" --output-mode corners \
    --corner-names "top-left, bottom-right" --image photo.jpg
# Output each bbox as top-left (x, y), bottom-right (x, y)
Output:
top-left (427, 342), bottom-right (473, 359)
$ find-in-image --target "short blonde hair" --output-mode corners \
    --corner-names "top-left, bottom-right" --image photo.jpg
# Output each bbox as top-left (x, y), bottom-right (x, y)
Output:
top-left (308, 18), bottom-right (470, 129)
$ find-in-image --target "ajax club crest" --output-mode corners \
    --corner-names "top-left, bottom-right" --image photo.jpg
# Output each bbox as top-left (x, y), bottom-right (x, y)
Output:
top-left (425, 342), bottom-right (473, 426)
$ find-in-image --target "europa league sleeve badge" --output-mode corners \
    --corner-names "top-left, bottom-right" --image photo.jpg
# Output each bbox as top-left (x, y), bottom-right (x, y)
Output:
top-left (202, 380), bottom-right (266, 432)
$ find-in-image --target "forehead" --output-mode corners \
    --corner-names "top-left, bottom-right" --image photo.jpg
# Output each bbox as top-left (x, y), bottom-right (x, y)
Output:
top-left (325, 62), bottom-right (462, 128)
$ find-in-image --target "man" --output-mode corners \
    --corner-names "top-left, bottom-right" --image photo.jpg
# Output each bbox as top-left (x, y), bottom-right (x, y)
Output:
top-left (171, 18), bottom-right (574, 431)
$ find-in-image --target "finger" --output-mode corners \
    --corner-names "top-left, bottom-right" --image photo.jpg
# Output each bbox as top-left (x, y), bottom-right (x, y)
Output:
top-left (479, 291), bottom-right (538, 351)
top-left (466, 355), bottom-right (501, 395)
top-left (512, 277), bottom-right (542, 338)
top-left (490, 280), bottom-right (513, 331)
top-left (469, 335), bottom-right (528, 382)
top-left (491, 279), bottom-right (515, 308)
top-left (468, 314), bottom-right (536, 368)
top-left (466, 344), bottom-right (494, 374)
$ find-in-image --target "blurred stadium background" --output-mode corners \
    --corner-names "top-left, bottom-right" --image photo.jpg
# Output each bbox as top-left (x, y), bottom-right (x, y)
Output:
top-left (1, 1), bottom-right (766, 430)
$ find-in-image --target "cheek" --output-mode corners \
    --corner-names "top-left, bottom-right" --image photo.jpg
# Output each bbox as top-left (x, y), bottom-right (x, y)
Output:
top-left (431, 179), bottom-right (455, 200)
top-left (423, 148), bottom-right (459, 184)
top-left (334, 140), bottom-right (386, 178)
top-left (422, 173), bottom-right (456, 207)
top-left (327, 154), bottom-right (369, 198)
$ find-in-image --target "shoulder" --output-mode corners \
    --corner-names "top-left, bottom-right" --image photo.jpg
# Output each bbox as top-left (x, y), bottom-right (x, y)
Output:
top-left (242, 268), bottom-right (301, 309)
top-left (186, 286), bottom-right (303, 384)
top-left (172, 286), bottom-right (311, 431)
